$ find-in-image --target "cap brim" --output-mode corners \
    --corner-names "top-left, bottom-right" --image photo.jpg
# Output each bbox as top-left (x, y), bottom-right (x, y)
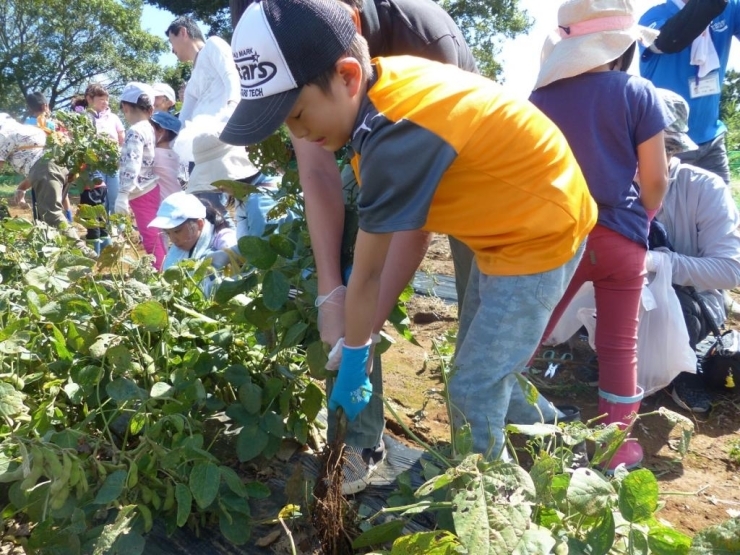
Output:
top-left (148, 216), bottom-right (187, 229)
top-left (221, 88), bottom-right (301, 146)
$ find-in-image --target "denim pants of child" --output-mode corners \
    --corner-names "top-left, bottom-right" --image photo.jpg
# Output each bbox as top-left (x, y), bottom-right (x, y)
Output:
top-left (449, 243), bottom-right (584, 458)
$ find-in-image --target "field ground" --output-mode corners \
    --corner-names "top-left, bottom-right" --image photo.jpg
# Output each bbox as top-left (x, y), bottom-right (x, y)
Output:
top-left (3, 182), bottom-right (740, 546)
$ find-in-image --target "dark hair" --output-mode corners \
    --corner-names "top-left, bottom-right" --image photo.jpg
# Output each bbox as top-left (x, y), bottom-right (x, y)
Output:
top-left (151, 121), bottom-right (178, 142)
top-left (85, 83), bottom-right (109, 99)
top-left (120, 94), bottom-right (154, 114)
top-left (609, 43), bottom-right (636, 72)
top-left (26, 92), bottom-right (47, 114)
top-left (71, 94), bottom-right (88, 111)
top-left (306, 33), bottom-right (372, 93)
top-left (196, 197), bottom-right (230, 233)
top-left (165, 16), bottom-right (205, 42)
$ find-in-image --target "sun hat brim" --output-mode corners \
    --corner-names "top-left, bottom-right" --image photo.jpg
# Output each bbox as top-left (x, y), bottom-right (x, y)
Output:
top-left (220, 88), bottom-right (301, 146)
top-left (534, 25), bottom-right (658, 90)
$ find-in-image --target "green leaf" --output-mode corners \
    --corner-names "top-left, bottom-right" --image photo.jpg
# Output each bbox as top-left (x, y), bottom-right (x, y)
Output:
top-left (220, 466), bottom-right (247, 497)
top-left (93, 470), bottom-right (127, 505)
top-left (239, 382), bottom-right (262, 414)
top-left (451, 460), bottom-right (534, 554)
top-left (262, 270), bottom-right (290, 311)
top-left (150, 382), bottom-right (173, 399)
top-left (236, 425), bottom-right (269, 462)
top-left (244, 481), bottom-right (271, 499)
top-left (89, 334), bottom-right (123, 359)
top-left (260, 411), bottom-right (284, 437)
top-left (514, 373), bottom-right (539, 407)
top-left (300, 381), bottom-right (324, 422)
top-left (390, 530), bottom-right (464, 554)
top-left (106, 378), bottom-right (146, 403)
top-left (0, 382), bottom-right (26, 417)
top-left (237, 236), bottom-right (277, 270)
top-left (91, 505), bottom-right (136, 555)
top-left (583, 511), bottom-right (615, 555)
top-left (111, 531), bottom-right (145, 555)
top-left (281, 321), bottom-right (309, 348)
top-left (453, 423), bottom-right (473, 456)
top-left (512, 525), bottom-right (557, 555)
top-left (219, 510), bottom-right (251, 545)
top-left (262, 377), bottom-right (283, 406)
top-left (566, 468), bottom-right (616, 517)
top-left (175, 483), bottom-right (192, 527)
top-left (268, 233), bottom-right (295, 258)
top-left (619, 468), bottom-right (659, 523)
top-left (690, 517), bottom-right (740, 554)
top-left (224, 364), bottom-right (251, 387)
top-left (213, 272), bottom-right (259, 304)
top-left (629, 528), bottom-right (649, 555)
top-left (189, 462), bottom-right (221, 509)
top-left (131, 300), bottom-right (169, 332)
top-left (306, 340), bottom-right (329, 379)
top-left (353, 519), bottom-right (405, 549)
top-left (107, 344), bottom-right (132, 372)
top-left (648, 524), bottom-right (691, 555)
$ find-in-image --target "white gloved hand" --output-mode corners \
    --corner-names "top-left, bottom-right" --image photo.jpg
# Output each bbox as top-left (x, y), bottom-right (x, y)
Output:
top-left (326, 334), bottom-right (381, 372)
top-left (646, 249), bottom-right (670, 273)
top-left (14, 187), bottom-right (28, 208)
top-left (316, 285), bottom-right (346, 348)
top-left (209, 250), bottom-right (230, 269)
top-left (114, 193), bottom-right (130, 215)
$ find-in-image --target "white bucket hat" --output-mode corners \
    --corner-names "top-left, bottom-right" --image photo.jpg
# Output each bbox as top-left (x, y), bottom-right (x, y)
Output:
top-left (186, 129), bottom-right (259, 194)
top-left (534, 0), bottom-right (659, 90)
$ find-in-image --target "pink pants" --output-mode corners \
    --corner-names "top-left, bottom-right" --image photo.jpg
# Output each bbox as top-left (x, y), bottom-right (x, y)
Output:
top-left (130, 185), bottom-right (166, 271)
top-left (541, 225), bottom-right (646, 397)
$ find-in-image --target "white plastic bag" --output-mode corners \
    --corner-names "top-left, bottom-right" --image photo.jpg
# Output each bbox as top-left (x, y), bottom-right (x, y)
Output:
top-left (563, 252), bottom-right (695, 396)
top-left (637, 251), bottom-right (696, 396)
top-left (543, 282), bottom-right (595, 346)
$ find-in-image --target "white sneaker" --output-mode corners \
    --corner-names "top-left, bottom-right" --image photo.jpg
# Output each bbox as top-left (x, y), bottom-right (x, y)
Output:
top-left (341, 443), bottom-right (386, 496)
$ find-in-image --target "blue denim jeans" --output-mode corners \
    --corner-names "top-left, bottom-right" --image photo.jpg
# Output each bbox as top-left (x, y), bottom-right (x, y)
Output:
top-left (103, 171), bottom-right (119, 215)
top-left (449, 243), bottom-right (585, 458)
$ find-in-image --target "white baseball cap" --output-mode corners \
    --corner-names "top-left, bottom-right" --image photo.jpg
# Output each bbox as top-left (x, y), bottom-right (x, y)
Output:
top-left (152, 82), bottom-right (177, 104)
top-left (148, 192), bottom-right (207, 229)
top-left (120, 82), bottom-right (157, 105)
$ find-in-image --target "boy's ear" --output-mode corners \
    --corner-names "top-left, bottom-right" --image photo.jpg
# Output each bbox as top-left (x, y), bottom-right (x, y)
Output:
top-left (336, 58), bottom-right (363, 97)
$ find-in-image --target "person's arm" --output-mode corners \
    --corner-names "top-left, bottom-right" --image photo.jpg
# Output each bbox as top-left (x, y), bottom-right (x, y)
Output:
top-left (115, 116), bottom-right (125, 146)
top-left (372, 229), bottom-right (431, 332)
top-left (636, 131), bottom-right (669, 211)
top-left (293, 136), bottom-right (346, 296)
top-left (203, 39), bottom-right (241, 108)
top-left (648, 0), bottom-right (728, 54)
top-left (665, 171), bottom-right (740, 290)
top-left (345, 229), bottom-right (393, 346)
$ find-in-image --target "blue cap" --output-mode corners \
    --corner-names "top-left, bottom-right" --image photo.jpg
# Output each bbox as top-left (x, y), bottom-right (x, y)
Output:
top-left (150, 110), bottom-right (181, 135)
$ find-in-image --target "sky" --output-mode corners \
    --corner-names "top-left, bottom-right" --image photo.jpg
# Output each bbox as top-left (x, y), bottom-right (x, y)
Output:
top-left (140, 4), bottom-right (178, 67)
top-left (500, 0), bottom-right (740, 98)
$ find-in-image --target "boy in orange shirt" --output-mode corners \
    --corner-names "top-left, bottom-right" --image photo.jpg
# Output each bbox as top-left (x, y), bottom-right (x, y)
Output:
top-left (222, 0), bottom-right (597, 459)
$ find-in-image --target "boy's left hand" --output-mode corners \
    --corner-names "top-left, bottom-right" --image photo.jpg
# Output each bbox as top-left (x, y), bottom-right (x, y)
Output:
top-left (328, 342), bottom-right (373, 421)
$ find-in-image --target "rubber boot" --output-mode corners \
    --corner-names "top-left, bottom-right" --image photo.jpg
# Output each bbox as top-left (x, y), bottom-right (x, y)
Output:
top-left (597, 387), bottom-right (644, 472)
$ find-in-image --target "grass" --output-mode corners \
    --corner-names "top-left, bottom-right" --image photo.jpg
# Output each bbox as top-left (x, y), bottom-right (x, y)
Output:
top-left (0, 173), bottom-right (20, 199)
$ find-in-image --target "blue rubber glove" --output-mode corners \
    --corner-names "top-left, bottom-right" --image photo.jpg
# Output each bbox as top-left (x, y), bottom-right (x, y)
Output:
top-left (328, 342), bottom-right (372, 421)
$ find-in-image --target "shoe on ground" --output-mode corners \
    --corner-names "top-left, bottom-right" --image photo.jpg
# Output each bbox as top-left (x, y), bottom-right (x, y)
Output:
top-left (341, 442), bottom-right (386, 496)
top-left (671, 372), bottom-right (712, 413)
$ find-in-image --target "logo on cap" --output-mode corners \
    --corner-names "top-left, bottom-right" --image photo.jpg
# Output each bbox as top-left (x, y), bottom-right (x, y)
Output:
top-left (235, 48), bottom-right (277, 91)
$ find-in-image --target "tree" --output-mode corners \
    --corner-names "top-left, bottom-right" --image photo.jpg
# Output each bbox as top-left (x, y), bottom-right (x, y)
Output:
top-left (0, 0), bottom-right (167, 115)
top-left (721, 69), bottom-right (740, 176)
top-left (145, 0), bottom-right (532, 78)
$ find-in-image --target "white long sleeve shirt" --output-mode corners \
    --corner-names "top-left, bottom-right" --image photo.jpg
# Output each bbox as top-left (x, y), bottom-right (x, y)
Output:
top-left (655, 158), bottom-right (740, 326)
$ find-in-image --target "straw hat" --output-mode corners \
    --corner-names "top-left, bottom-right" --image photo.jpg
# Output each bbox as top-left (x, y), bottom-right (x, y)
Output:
top-left (186, 128), bottom-right (259, 194)
top-left (534, 0), bottom-right (659, 90)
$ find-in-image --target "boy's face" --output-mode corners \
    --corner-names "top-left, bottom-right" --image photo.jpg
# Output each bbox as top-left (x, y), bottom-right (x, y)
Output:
top-left (285, 59), bottom-right (363, 152)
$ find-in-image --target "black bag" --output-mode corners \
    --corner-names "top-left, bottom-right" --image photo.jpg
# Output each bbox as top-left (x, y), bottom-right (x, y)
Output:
top-left (687, 288), bottom-right (740, 392)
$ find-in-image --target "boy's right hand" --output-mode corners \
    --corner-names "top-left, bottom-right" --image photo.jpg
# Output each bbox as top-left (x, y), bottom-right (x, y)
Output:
top-left (328, 342), bottom-right (372, 421)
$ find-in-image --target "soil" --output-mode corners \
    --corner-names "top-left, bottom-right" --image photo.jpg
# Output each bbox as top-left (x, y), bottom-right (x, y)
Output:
top-left (4, 203), bottom-right (740, 544)
top-left (383, 233), bottom-right (740, 538)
